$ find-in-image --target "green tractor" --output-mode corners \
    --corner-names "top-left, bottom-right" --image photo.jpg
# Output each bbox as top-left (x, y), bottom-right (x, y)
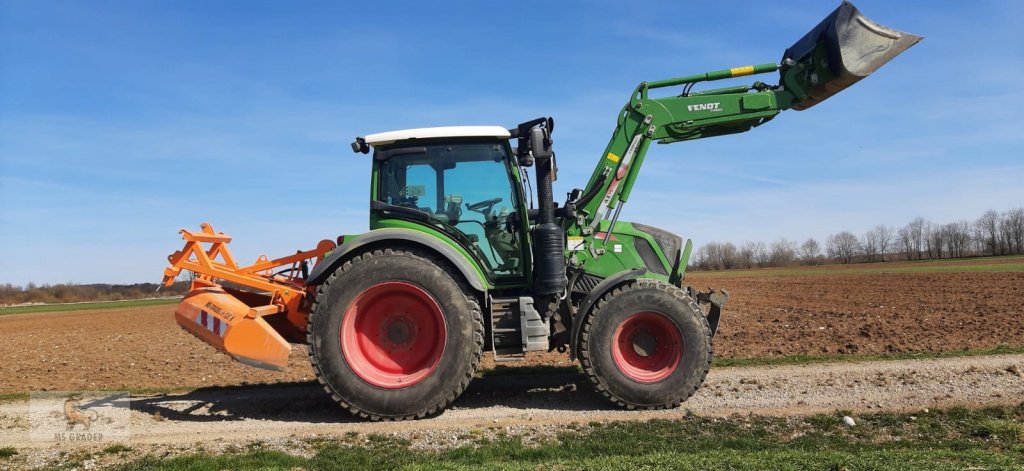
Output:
top-left (165, 2), bottom-right (920, 420)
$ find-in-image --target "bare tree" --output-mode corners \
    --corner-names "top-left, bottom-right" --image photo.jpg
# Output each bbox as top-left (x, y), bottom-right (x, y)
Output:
top-left (1003, 207), bottom-right (1024, 254)
top-left (862, 225), bottom-right (894, 262)
top-left (768, 239), bottom-right (798, 267)
top-left (799, 238), bottom-right (821, 265)
top-left (827, 231), bottom-right (860, 264)
top-left (693, 243), bottom-right (714, 270)
top-left (694, 241), bottom-right (741, 270)
top-left (897, 225), bottom-right (915, 261)
top-left (751, 241), bottom-right (770, 267)
top-left (942, 221), bottom-right (971, 259)
top-left (861, 230), bottom-right (880, 262)
top-left (975, 210), bottom-right (1000, 256)
top-left (719, 242), bottom-right (738, 269)
top-left (874, 225), bottom-right (894, 260)
top-left (898, 219), bottom-right (927, 260)
top-left (738, 241), bottom-right (757, 269)
top-left (998, 215), bottom-right (1014, 255)
top-left (694, 242), bottom-right (718, 270)
top-left (925, 222), bottom-right (944, 259)
top-left (908, 218), bottom-right (927, 260)
top-left (695, 206), bottom-right (1024, 271)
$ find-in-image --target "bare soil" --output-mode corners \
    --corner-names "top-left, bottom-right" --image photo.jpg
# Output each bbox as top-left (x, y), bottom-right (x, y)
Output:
top-left (0, 271), bottom-right (1021, 393)
top-left (688, 271), bottom-right (1024, 358)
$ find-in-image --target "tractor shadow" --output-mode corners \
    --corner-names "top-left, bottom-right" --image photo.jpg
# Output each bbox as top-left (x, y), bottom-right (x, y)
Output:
top-left (130, 365), bottom-right (613, 424)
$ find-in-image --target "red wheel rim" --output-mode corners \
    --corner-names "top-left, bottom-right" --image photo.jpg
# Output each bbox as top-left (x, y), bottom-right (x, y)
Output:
top-left (611, 312), bottom-right (682, 383)
top-left (340, 282), bottom-right (446, 389)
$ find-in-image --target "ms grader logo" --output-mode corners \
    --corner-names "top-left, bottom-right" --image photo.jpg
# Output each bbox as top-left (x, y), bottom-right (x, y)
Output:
top-left (63, 397), bottom-right (99, 431)
top-left (29, 391), bottom-right (130, 443)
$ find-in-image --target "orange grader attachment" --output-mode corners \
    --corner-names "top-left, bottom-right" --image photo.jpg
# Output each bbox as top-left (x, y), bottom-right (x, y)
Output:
top-left (162, 223), bottom-right (336, 370)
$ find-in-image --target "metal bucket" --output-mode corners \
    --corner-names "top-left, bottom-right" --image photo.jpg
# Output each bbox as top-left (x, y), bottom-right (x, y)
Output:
top-left (783, 1), bottom-right (922, 110)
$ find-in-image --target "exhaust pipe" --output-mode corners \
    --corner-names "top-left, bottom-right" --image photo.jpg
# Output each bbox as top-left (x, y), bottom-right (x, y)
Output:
top-left (782, 1), bottom-right (922, 110)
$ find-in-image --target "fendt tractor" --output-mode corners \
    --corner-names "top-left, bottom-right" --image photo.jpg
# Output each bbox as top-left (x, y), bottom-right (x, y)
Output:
top-left (163, 2), bottom-right (920, 420)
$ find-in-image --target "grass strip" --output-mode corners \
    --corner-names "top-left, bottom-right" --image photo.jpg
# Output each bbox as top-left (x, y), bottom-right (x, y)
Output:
top-left (0, 297), bottom-right (180, 315)
top-left (0, 386), bottom-right (198, 404)
top-left (111, 404), bottom-right (1024, 470)
top-left (0, 392), bottom-right (29, 402)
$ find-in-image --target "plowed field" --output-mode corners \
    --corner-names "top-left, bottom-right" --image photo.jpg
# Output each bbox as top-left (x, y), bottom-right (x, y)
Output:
top-left (1, 268), bottom-right (1021, 394)
top-left (691, 271), bottom-right (1024, 357)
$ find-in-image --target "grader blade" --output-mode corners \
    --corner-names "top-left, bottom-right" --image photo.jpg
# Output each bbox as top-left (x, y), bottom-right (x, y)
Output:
top-left (783, 1), bottom-right (922, 110)
top-left (175, 287), bottom-right (292, 371)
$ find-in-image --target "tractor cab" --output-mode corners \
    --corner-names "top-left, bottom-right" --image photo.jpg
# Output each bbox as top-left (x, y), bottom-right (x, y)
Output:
top-left (359, 126), bottom-right (532, 285)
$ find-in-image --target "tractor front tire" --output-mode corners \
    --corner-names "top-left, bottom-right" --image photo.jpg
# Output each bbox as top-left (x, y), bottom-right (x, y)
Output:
top-left (307, 247), bottom-right (484, 420)
top-left (578, 279), bottom-right (712, 409)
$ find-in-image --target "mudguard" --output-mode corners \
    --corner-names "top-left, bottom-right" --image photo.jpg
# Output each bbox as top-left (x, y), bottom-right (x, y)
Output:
top-left (305, 228), bottom-right (489, 292)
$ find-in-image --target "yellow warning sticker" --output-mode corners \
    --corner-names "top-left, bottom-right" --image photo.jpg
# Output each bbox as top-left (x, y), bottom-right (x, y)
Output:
top-left (730, 65), bottom-right (755, 77)
top-left (607, 152), bottom-right (620, 163)
top-left (567, 236), bottom-right (585, 251)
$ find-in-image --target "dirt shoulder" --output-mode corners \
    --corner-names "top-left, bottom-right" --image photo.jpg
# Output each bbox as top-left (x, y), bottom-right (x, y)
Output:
top-left (2, 352), bottom-right (1022, 452)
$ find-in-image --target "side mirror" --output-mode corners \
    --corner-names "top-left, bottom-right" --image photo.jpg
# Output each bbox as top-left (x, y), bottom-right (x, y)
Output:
top-left (529, 126), bottom-right (553, 160)
top-left (351, 137), bottom-right (369, 154)
top-left (514, 117), bottom-right (555, 165)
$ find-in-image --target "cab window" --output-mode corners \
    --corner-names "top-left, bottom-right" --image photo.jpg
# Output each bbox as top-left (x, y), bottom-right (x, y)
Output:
top-left (376, 141), bottom-right (523, 277)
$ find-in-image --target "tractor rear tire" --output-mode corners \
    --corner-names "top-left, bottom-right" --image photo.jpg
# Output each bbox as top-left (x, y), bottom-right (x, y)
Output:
top-left (578, 279), bottom-right (712, 409)
top-left (307, 247), bottom-right (484, 421)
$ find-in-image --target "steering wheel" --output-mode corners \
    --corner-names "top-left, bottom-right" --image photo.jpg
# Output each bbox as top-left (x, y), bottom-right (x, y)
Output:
top-left (465, 197), bottom-right (503, 216)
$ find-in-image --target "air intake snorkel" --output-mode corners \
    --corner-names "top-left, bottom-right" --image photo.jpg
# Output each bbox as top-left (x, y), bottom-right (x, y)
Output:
top-left (513, 118), bottom-right (567, 297)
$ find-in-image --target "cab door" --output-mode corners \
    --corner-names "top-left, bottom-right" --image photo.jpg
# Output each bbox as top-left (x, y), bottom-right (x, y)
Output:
top-left (372, 140), bottom-right (528, 286)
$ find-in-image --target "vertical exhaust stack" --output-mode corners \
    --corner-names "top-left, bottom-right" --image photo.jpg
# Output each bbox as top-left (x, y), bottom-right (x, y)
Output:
top-left (515, 117), bottom-right (567, 297)
top-left (532, 153), bottom-right (566, 296)
top-left (782, 1), bottom-right (922, 110)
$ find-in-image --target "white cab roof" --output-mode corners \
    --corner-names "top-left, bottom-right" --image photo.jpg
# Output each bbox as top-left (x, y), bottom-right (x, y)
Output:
top-left (363, 126), bottom-right (511, 146)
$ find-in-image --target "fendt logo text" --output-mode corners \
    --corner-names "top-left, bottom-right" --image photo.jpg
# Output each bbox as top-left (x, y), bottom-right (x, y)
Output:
top-left (687, 102), bottom-right (722, 112)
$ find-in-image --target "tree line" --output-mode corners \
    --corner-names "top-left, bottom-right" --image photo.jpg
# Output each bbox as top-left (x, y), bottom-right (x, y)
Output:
top-left (0, 282), bottom-right (190, 306)
top-left (690, 207), bottom-right (1024, 271)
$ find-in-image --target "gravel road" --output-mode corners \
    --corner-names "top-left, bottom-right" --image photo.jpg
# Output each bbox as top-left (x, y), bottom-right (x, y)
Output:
top-left (3, 353), bottom-right (1022, 454)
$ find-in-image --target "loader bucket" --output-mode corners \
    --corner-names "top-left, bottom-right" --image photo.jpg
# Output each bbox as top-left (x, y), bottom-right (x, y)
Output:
top-left (174, 287), bottom-right (292, 371)
top-left (782, 1), bottom-right (922, 110)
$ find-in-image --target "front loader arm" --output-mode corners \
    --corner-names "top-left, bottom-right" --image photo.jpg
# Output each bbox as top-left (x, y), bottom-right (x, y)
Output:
top-left (570, 1), bottom-right (921, 236)
top-left (575, 63), bottom-right (784, 233)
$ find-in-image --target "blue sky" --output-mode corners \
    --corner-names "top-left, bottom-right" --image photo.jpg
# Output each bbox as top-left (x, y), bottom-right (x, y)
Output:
top-left (1, 1), bottom-right (1022, 285)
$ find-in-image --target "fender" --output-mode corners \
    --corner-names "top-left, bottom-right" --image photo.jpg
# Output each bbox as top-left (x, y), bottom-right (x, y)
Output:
top-left (305, 228), bottom-right (489, 292)
top-left (568, 267), bottom-right (646, 360)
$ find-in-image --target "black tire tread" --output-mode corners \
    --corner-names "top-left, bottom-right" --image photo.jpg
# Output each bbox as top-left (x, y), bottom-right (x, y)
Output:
top-left (306, 247), bottom-right (484, 421)
top-left (577, 278), bottom-right (712, 410)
